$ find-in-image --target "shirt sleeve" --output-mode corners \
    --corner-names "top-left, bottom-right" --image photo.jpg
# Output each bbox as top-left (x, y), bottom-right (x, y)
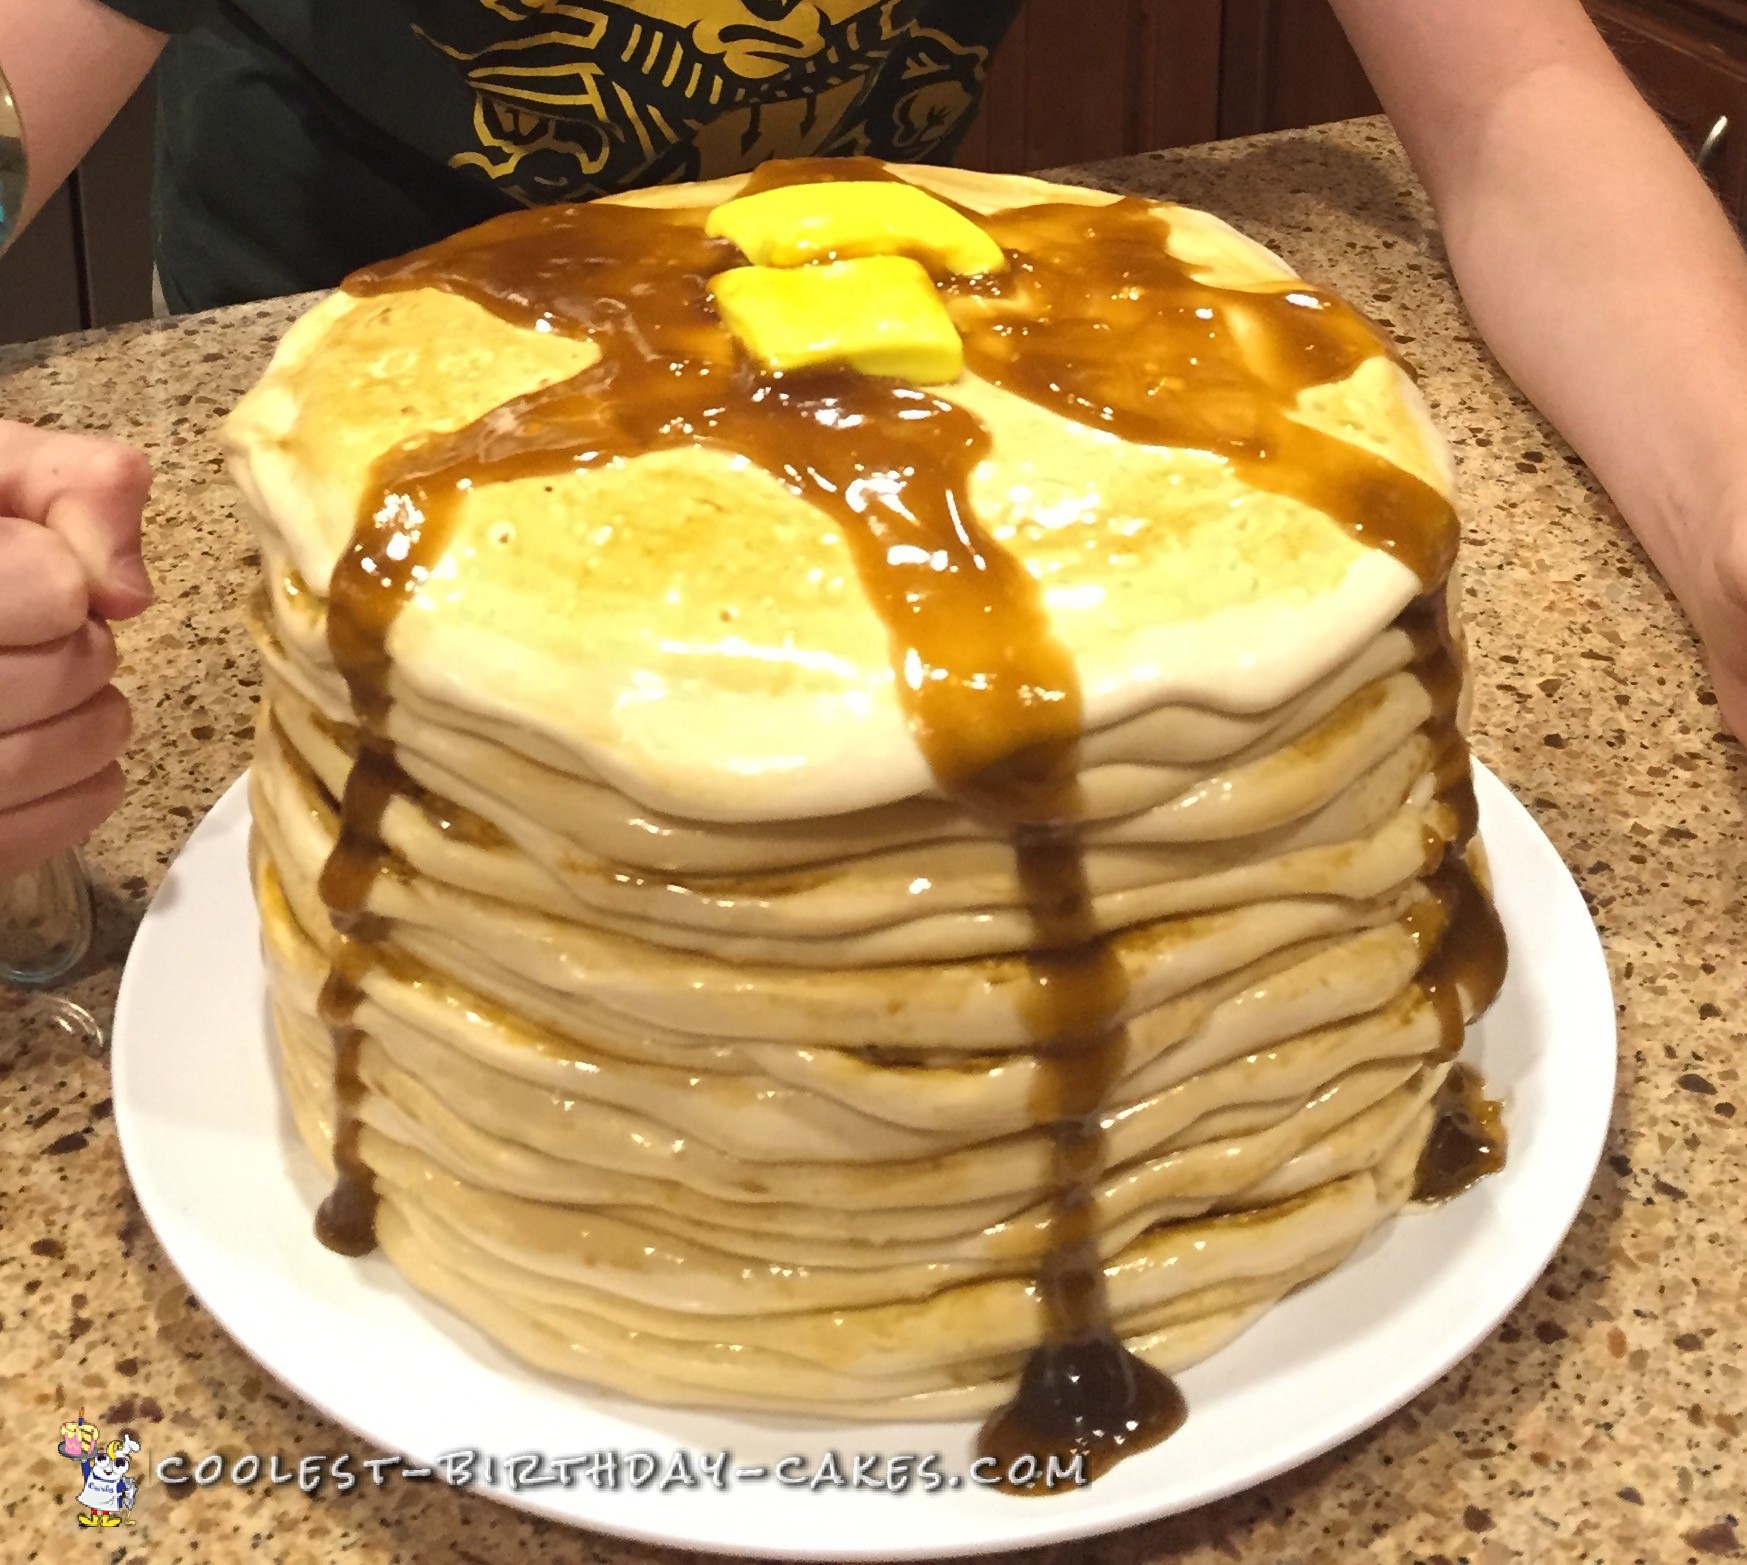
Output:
top-left (92, 0), bottom-right (215, 34)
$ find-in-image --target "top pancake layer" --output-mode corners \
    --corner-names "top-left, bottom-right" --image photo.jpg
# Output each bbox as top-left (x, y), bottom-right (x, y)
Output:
top-left (223, 164), bottom-right (1455, 822)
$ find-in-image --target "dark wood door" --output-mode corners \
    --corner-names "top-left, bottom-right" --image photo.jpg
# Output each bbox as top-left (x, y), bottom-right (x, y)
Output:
top-left (1218, 0), bottom-right (1378, 138)
top-left (0, 185), bottom-right (85, 343)
top-left (0, 81), bottom-right (155, 348)
top-left (75, 84), bottom-right (157, 330)
top-left (956, 0), bottom-right (1223, 172)
top-left (1589, 0), bottom-right (1747, 224)
top-left (1674, 0), bottom-right (1747, 35)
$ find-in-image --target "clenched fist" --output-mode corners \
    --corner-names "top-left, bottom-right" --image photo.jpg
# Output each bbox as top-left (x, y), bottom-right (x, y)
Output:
top-left (0, 422), bottom-right (153, 878)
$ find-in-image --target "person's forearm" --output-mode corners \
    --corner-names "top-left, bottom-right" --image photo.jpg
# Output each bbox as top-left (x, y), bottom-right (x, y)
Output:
top-left (1423, 67), bottom-right (1747, 590)
top-left (0, 0), bottom-right (165, 226)
top-left (1336, 0), bottom-right (1747, 609)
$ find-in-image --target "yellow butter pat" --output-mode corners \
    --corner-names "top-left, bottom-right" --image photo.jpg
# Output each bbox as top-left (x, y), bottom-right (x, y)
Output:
top-left (711, 256), bottom-right (965, 382)
top-left (706, 181), bottom-right (1007, 277)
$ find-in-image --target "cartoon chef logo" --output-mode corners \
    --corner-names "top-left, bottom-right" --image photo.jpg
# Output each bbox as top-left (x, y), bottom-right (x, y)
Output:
top-left (56, 1414), bottom-right (143, 1527)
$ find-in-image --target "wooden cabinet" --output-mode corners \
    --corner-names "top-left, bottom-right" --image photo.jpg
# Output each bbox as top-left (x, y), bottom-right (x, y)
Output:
top-left (0, 183), bottom-right (85, 342)
top-left (954, 0), bottom-right (1223, 173)
top-left (956, 0), bottom-right (1374, 172)
top-left (75, 84), bottom-right (157, 331)
top-left (1217, 0), bottom-right (1378, 137)
top-left (957, 0), bottom-right (1379, 168)
top-left (955, 0), bottom-right (1747, 230)
top-left (0, 82), bottom-right (154, 347)
top-left (1588, 0), bottom-right (1747, 221)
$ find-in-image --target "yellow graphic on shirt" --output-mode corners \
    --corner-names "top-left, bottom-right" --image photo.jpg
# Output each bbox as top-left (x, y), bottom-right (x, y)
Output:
top-left (412, 1), bottom-right (993, 204)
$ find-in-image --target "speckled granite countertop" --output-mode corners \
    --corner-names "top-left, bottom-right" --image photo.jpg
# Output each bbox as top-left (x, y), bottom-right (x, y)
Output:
top-left (2, 117), bottom-right (1743, 1564)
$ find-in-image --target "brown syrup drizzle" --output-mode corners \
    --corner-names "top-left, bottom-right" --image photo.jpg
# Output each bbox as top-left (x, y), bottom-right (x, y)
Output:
top-left (944, 198), bottom-right (1458, 586)
top-left (310, 746), bottom-right (398, 1253)
top-left (1397, 595), bottom-right (1510, 1198)
top-left (1414, 1062), bottom-right (1507, 1201)
top-left (306, 158), bottom-right (1498, 1478)
top-left (314, 953), bottom-right (378, 1257)
top-left (979, 824), bottom-right (1187, 1488)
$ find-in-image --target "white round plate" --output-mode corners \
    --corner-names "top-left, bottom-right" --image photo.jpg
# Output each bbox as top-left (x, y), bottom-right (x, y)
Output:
top-left (114, 761), bottom-right (1614, 1560)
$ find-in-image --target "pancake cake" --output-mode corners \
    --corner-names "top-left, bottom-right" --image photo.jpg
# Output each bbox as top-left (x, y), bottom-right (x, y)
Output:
top-left (226, 158), bottom-right (1508, 1483)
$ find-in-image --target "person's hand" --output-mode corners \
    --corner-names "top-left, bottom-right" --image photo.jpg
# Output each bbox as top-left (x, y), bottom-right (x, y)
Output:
top-left (0, 422), bottom-right (153, 878)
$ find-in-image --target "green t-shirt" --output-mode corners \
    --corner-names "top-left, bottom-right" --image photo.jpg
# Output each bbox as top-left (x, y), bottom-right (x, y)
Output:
top-left (98, 0), bottom-right (1022, 312)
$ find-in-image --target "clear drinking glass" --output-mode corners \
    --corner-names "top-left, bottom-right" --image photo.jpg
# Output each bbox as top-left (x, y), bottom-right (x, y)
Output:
top-left (0, 848), bottom-right (95, 984)
top-left (0, 851), bottom-right (106, 1049)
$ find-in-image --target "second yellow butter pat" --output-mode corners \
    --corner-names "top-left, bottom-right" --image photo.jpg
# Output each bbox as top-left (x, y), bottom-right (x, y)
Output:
top-left (711, 256), bottom-right (965, 382)
top-left (706, 181), bottom-right (1006, 277)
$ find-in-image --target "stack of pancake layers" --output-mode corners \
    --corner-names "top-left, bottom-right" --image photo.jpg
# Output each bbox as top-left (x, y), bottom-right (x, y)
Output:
top-left (227, 161), bottom-right (1504, 1421)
